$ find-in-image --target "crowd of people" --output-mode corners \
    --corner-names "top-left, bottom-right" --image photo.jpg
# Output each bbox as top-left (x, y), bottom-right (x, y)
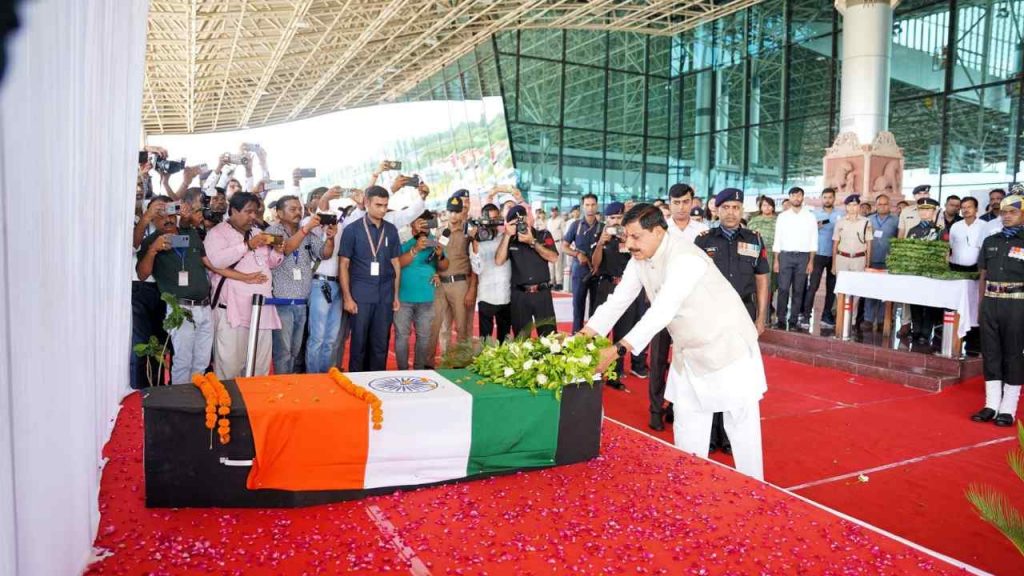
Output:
top-left (131, 143), bottom-right (1024, 452)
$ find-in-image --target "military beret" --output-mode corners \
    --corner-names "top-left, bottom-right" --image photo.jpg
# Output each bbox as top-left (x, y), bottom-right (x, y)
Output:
top-left (714, 188), bottom-right (743, 206)
top-left (453, 189), bottom-right (470, 198)
top-left (690, 206), bottom-right (704, 217)
top-left (506, 205), bottom-right (527, 222)
top-left (446, 195), bottom-right (465, 213)
top-left (844, 194), bottom-right (860, 204)
top-left (603, 201), bottom-right (625, 216)
top-left (912, 184), bottom-right (932, 195)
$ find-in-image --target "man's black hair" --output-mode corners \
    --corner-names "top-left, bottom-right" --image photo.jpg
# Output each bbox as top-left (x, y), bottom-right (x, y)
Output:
top-left (945, 195), bottom-right (961, 203)
top-left (990, 188), bottom-right (1007, 198)
top-left (308, 186), bottom-right (329, 200)
top-left (228, 192), bottom-right (260, 213)
top-left (481, 203), bottom-right (499, 214)
top-left (961, 196), bottom-right (979, 209)
top-left (150, 195), bottom-right (173, 204)
top-left (181, 188), bottom-right (204, 207)
top-left (788, 186), bottom-right (805, 196)
top-left (668, 183), bottom-right (694, 199)
top-left (622, 203), bottom-right (668, 231)
top-left (581, 193), bottom-right (598, 203)
top-left (275, 195), bottom-right (301, 211)
top-left (821, 187), bottom-right (836, 197)
top-left (366, 185), bottom-right (390, 200)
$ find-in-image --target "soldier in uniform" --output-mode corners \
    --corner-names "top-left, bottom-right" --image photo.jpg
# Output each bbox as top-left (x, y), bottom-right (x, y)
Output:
top-left (695, 188), bottom-right (770, 454)
top-left (589, 202), bottom-right (647, 390)
top-left (832, 194), bottom-right (873, 335)
top-left (898, 184), bottom-right (941, 238)
top-left (495, 205), bottom-right (560, 337)
top-left (971, 193), bottom-right (1024, 426)
top-left (905, 197), bottom-right (943, 344)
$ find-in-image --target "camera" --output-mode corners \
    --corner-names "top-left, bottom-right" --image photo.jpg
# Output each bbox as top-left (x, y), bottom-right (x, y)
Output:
top-left (467, 217), bottom-right (500, 242)
top-left (202, 208), bottom-right (225, 222)
top-left (265, 179), bottom-right (286, 191)
top-left (317, 213), bottom-right (339, 226)
top-left (226, 153), bottom-right (246, 165)
top-left (406, 174), bottom-right (421, 189)
top-left (604, 225), bottom-right (622, 238)
top-left (242, 143), bottom-right (261, 153)
top-left (151, 154), bottom-right (186, 175)
top-left (297, 168), bottom-right (317, 178)
top-left (383, 160), bottom-right (402, 171)
top-left (164, 202), bottom-right (181, 215)
top-left (169, 234), bottom-right (190, 249)
top-left (515, 217), bottom-right (528, 236)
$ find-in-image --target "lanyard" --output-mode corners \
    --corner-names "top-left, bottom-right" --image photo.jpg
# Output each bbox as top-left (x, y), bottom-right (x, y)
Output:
top-left (362, 216), bottom-right (386, 262)
top-left (173, 247), bottom-right (186, 270)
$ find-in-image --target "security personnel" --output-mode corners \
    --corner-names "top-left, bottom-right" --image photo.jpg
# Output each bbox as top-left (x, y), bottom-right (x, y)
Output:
top-left (495, 205), bottom-right (560, 337)
top-left (589, 202), bottom-right (647, 390)
top-left (972, 193), bottom-right (1024, 426)
top-left (695, 188), bottom-right (770, 454)
top-left (563, 193), bottom-right (602, 332)
top-left (898, 184), bottom-right (941, 238)
top-left (906, 197), bottom-right (943, 345)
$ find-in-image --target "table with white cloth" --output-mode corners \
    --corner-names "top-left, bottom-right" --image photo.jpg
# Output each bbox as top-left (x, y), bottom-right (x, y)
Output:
top-left (833, 270), bottom-right (979, 357)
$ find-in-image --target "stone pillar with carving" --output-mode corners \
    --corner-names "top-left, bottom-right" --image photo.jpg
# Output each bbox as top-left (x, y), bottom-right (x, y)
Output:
top-left (825, 0), bottom-right (904, 202)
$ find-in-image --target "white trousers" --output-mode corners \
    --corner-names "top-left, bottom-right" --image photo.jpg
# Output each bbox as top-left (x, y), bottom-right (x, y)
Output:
top-left (213, 308), bottom-right (272, 380)
top-left (672, 401), bottom-right (764, 481)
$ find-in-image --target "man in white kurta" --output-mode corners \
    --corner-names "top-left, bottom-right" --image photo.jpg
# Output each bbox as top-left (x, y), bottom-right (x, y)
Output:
top-left (582, 204), bottom-right (767, 480)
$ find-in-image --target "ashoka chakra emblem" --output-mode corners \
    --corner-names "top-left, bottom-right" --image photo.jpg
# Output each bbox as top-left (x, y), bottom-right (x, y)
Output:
top-left (368, 376), bottom-right (439, 393)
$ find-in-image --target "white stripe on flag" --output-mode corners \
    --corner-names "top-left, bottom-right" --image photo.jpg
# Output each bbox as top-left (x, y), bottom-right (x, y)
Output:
top-left (344, 370), bottom-right (473, 489)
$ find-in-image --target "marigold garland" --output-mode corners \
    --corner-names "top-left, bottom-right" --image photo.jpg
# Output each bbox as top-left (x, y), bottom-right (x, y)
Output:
top-left (191, 372), bottom-right (232, 445)
top-left (328, 368), bottom-right (383, 430)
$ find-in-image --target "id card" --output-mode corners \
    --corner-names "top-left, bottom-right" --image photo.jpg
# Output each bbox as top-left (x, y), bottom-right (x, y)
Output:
top-left (293, 267), bottom-right (302, 281)
top-left (370, 261), bottom-right (381, 276)
top-left (873, 229), bottom-right (884, 239)
top-left (178, 270), bottom-right (189, 287)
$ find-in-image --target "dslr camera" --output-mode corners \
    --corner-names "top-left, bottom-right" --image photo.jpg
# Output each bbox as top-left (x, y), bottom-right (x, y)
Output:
top-left (150, 154), bottom-right (186, 175)
top-left (466, 217), bottom-right (501, 242)
top-left (515, 216), bottom-right (529, 236)
top-left (202, 208), bottom-right (225, 222)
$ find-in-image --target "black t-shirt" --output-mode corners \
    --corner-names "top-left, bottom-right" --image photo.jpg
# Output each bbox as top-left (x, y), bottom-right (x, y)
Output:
top-left (508, 228), bottom-right (555, 286)
top-left (139, 228), bottom-right (211, 301)
top-left (979, 230), bottom-right (1024, 283)
top-left (596, 237), bottom-right (631, 278)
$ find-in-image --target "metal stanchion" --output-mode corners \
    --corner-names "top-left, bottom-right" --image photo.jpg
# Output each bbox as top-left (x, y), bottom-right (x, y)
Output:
top-left (840, 294), bottom-right (853, 341)
top-left (244, 294), bottom-right (265, 377)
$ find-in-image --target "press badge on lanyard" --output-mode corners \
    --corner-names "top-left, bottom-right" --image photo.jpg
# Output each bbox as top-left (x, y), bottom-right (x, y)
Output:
top-left (363, 217), bottom-right (386, 277)
top-left (292, 250), bottom-right (302, 281)
top-left (174, 247), bottom-right (188, 286)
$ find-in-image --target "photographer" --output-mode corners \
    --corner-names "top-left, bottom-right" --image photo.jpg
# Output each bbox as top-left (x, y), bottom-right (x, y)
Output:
top-left (396, 213), bottom-right (448, 369)
top-left (426, 194), bottom-right (476, 364)
top-left (469, 203), bottom-right (512, 343)
top-left (589, 202), bottom-right (647, 389)
top-left (131, 194), bottom-right (173, 388)
top-left (204, 192), bottom-right (285, 379)
top-left (305, 186), bottom-right (350, 373)
top-left (265, 196), bottom-right (335, 374)
top-left (495, 205), bottom-right (559, 337)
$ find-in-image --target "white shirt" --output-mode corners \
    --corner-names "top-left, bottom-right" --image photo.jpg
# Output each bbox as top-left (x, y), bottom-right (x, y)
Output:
top-left (772, 207), bottom-right (819, 253)
top-left (548, 216), bottom-right (565, 241)
top-left (948, 218), bottom-right (987, 266)
top-left (668, 218), bottom-right (708, 243)
top-left (469, 234), bottom-right (511, 306)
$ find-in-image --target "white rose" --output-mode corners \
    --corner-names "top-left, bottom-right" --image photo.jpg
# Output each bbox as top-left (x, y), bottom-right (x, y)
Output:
top-left (586, 342), bottom-right (596, 351)
top-left (503, 367), bottom-right (515, 377)
top-left (564, 335), bottom-right (575, 344)
top-left (549, 343), bottom-right (563, 354)
top-left (523, 359), bottom-right (534, 370)
top-left (539, 336), bottom-right (550, 347)
top-left (536, 373), bottom-right (549, 385)
top-left (581, 354), bottom-right (593, 365)
top-left (523, 341), bottom-right (534, 350)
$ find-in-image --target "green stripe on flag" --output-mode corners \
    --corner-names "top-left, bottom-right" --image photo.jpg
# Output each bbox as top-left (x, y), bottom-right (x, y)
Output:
top-left (437, 369), bottom-right (561, 476)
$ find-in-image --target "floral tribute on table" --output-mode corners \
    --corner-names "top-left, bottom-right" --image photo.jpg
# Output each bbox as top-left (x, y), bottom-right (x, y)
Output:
top-left (886, 238), bottom-right (979, 280)
top-left (191, 372), bottom-right (231, 447)
top-left (328, 368), bottom-right (384, 430)
top-left (469, 333), bottom-right (615, 400)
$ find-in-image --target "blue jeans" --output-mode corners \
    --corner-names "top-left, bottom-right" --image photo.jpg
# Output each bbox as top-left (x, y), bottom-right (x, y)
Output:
top-left (394, 301), bottom-right (435, 369)
top-left (306, 278), bottom-right (342, 373)
top-left (570, 264), bottom-right (589, 333)
top-left (863, 262), bottom-right (887, 323)
top-left (272, 304), bottom-right (307, 374)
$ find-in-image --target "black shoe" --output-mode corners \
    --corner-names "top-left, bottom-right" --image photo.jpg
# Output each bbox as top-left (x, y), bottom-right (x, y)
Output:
top-left (629, 366), bottom-right (649, 378)
top-left (774, 322), bottom-right (787, 331)
top-left (971, 407), bottom-right (997, 422)
top-left (664, 404), bottom-right (674, 424)
top-left (649, 413), bottom-right (665, 431)
top-left (995, 413), bottom-right (1015, 427)
top-left (721, 444), bottom-right (732, 455)
top-left (605, 379), bottom-right (626, 391)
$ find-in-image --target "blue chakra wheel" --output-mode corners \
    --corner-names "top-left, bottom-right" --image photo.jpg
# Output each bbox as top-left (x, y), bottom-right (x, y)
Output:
top-left (367, 375), bottom-right (439, 394)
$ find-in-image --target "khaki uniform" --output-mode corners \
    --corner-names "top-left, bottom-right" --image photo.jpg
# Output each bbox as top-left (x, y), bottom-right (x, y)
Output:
top-left (427, 227), bottom-right (473, 360)
top-left (833, 216), bottom-right (873, 272)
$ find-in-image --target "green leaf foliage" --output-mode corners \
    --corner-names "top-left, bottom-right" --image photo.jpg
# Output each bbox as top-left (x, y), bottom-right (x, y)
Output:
top-left (965, 422), bottom-right (1024, 558)
top-left (161, 292), bottom-right (194, 333)
top-left (886, 239), bottom-right (979, 280)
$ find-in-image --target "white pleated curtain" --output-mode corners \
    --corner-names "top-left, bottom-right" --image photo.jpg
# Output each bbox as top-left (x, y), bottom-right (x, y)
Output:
top-left (0, 1), bottom-right (149, 574)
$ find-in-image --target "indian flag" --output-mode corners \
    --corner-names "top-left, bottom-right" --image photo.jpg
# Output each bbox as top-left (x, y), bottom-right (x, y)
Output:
top-left (236, 369), bottom-right (563, 491)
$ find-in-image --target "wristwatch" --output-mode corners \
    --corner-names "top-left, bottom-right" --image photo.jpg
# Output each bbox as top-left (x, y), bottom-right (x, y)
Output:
top-left (615, 343), bottom-right (628, 358)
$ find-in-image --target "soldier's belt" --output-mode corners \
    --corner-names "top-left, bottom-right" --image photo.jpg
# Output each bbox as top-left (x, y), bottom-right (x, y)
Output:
top-left (985, 281), bottom-right (1024, 299)
top-left (837, 251), bottom-right (866, 258)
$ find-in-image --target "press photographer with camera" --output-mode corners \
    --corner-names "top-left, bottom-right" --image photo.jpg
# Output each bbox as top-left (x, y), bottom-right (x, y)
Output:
top-left (265, 196), bottom-right (336, 374)
top-left (588, 202), bottom-right (647, 390)
top-left (205, 192), bottom-right (285, 379)
top-left (495, 205), bottom-right (559, 337)
top-left (395, 212), bottom-right (448, 369)
top-left (425, 193), bottom-right (476, 364)
top-left (469, 203), bottom-right (512, 343)
top-left (305, 186), bottom-right (352, 373)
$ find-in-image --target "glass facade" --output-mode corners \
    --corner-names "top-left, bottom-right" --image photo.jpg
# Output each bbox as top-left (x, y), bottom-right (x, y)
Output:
top-left (404, 0), bottom-right (1024, 205)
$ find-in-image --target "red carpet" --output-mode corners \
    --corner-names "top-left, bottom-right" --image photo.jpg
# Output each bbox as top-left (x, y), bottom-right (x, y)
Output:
top-left (87, 393), bottom-right (958, 575)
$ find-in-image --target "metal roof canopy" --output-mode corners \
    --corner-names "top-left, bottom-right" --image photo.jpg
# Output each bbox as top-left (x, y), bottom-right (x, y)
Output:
top-left (144, 0), bottom-right (762, 135)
